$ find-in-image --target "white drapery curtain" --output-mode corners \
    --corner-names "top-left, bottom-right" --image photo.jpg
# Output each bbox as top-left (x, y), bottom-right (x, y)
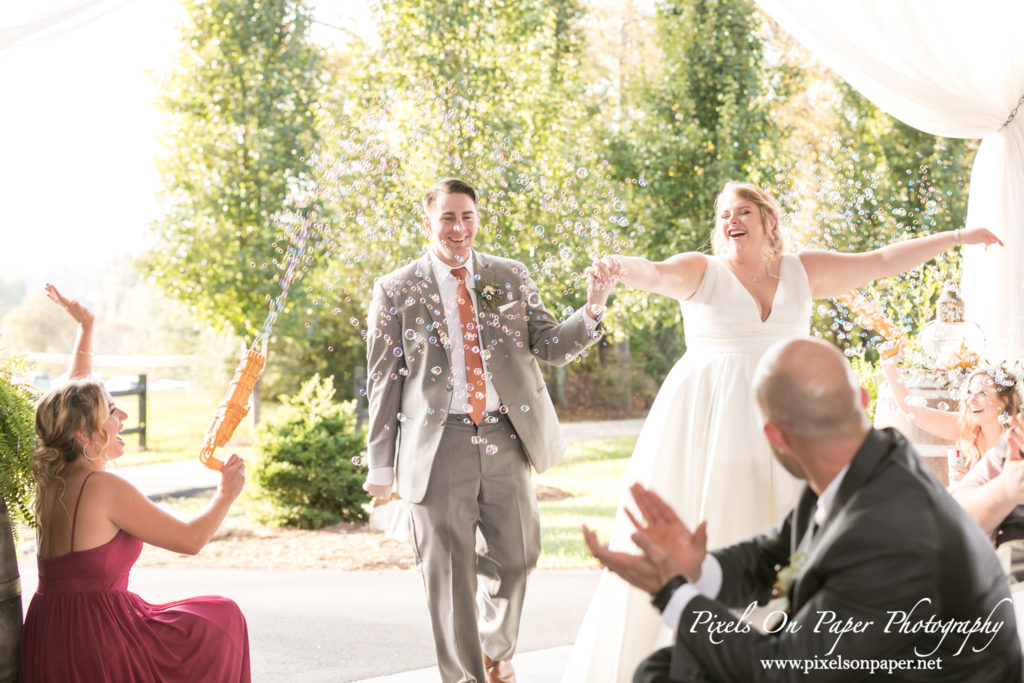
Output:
top-left (756, 0), bottom-right (1024, 363)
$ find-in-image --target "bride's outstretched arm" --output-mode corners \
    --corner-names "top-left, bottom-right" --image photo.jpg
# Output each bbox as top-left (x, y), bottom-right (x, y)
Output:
top-left (592, 252), bottom-right (708, 301)
top-left (799, 227), bottom-right (1002, 300)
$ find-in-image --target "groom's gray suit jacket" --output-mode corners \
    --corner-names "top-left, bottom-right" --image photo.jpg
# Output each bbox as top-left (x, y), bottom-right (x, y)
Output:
top-left (658, 428), bottom-right (1021, 682)
top-left (365, 251), bottom-right (601, 504)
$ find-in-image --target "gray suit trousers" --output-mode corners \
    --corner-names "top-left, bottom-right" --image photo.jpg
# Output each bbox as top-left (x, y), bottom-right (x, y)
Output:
top-left (408, 414), bottom-right (541, 683)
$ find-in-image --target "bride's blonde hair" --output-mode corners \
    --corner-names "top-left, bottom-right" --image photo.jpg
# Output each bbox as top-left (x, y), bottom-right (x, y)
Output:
top-left (711, 181), bottom-right (786, 276)
top-left (32, 379), bottom-right (109, 522)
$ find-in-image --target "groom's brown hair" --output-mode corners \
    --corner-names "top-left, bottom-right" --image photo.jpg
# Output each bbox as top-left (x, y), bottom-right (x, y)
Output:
top-left (423, 178), bottom-right (478, 213)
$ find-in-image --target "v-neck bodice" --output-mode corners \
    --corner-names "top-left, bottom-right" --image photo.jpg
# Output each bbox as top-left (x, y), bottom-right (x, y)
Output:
top-left (680, 254), bottom-right (812, 355)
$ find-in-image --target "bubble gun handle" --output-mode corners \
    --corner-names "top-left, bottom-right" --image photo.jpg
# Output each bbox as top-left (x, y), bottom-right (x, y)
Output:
top-left (199, 346), bottom-right (267, 470)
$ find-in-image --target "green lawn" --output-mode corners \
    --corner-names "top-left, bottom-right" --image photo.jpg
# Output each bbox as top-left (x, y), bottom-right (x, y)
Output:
top-left (535, 436), bottom-right (635, 569)
top-left (116, 388), bottom-right (263, 466)
top-left (116, 388), bottom-right (636, 568)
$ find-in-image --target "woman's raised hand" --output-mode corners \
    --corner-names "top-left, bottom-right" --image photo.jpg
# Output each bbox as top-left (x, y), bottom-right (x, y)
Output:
top-left (959, 228), bottom-right (1003, 249)
top-left (218, 454), bottom-right (246, 501)
top-left (45, 283), bottom-right (95, 327)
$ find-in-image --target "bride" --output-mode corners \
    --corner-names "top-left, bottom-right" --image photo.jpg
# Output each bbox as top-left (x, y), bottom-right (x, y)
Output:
top-left (565, 180), bottom-right (1002, 682)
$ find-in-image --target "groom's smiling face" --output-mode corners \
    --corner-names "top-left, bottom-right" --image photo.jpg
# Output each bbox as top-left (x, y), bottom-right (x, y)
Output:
top-left (423, 191), bottom-right (479, 267)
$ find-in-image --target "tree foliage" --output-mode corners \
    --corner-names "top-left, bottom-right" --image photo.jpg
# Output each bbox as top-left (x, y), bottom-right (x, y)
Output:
top-left (793, 83), bottom-right (977, 355)
top-left (143, 0), bottom-right (326, 340)
top-left (313, 0), bottom-right (622, 307)
top-left (597, 0), bottom-right (781, 385)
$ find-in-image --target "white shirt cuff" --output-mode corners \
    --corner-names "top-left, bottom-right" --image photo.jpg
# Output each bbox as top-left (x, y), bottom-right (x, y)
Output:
top-left (581, 309), bottom-right (601, 335)
top-left (693, 554), bottom-right (723, 597)
top-left (660, 555), bottom-right (723, 630)
top-left (365, 467), bottom-right (395, 486)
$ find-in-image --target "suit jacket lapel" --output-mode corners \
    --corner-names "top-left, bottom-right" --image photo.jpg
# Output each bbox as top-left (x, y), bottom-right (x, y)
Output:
top-left (790, 429), bottom-right (891, 611)
top-left (414, 255), bottom-right (452, 367)
top-left (821, 428), bottom-right (890, 531)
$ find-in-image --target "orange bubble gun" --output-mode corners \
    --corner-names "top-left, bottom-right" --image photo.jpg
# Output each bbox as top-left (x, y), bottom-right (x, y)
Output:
top-left (837, 290), bottom-right (910, 354)
top-left (198, 336), bottom-right (267, 470)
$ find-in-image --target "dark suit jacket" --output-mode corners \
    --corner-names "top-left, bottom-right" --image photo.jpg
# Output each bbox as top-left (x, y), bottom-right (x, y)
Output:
top-left (365, 251), bottom-right (602, 503)
top-left (669, 428), bottom-right (1021, 682)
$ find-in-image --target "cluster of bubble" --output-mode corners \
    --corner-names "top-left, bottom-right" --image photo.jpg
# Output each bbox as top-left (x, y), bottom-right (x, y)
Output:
top-left (254, 209), bottom-right (314, 348)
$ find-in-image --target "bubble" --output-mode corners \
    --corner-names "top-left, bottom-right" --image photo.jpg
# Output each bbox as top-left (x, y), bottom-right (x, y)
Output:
top-left (937, 401), bottom-right (950, 411)
top-left (430, 366), bottom-right (443, 375)
top-left (392, 347), bottom-right (404, 358)
top-left (485, 444), bottom-right (498, 455)
top-left (351, 456), bottom-right (364, 466)
top-left (499, 405), bottom-right (508, 414)
top-left (470, 435), bottom-right (484, 444)
top-left (404, 329), bottom-right (417, 340)
top-left (576, 167), bottom-right (589, 178)
top-left (526, 292), bottom-right (542, 308)
top-left (520, 404), bottom-right (530, 413)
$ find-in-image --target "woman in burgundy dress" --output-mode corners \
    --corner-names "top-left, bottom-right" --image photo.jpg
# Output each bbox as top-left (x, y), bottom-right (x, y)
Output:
top-left (20, 285), bottom-right (250, 682)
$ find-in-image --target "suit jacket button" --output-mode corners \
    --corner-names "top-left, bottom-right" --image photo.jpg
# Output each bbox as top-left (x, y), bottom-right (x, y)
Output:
top-left (445, 384), bottom-right (453, 391)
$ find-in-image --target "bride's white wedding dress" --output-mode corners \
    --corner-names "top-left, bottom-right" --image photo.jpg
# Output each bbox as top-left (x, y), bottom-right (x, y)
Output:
top-left (562, 254), bottom-right (813, 682)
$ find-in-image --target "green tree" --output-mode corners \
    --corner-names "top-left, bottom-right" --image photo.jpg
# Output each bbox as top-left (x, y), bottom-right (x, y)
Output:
top-left (793, 83), bottom-right (976, 355)
top-left (598, 0), bottom-right (782, 391)
top-left (142, 0), bottom-right (326, 342)
top-left (315, 0), bottom-right (620, 305)
top-left (298, 0), bottom-right (624, 400)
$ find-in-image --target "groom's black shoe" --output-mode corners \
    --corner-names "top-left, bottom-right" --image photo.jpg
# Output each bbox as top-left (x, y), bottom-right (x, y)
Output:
top-left (482, 652), bottom-right (516, 683)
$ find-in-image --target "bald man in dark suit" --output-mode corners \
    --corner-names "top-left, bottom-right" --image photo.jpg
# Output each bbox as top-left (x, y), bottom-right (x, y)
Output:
top-left (586, 337), bottom-right (1021, 682)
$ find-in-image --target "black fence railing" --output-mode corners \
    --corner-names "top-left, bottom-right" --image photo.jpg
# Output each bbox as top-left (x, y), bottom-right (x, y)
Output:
top-left (109, 374), bottom-right (147, 449)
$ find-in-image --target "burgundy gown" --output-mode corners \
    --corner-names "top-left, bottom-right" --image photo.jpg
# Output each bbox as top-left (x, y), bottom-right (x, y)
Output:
top-left (19, 473), bottom-right (250, 682)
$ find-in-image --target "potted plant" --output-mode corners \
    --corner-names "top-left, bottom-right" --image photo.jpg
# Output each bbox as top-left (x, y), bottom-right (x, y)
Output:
top-left (0, 352), bottom-right (38, 681)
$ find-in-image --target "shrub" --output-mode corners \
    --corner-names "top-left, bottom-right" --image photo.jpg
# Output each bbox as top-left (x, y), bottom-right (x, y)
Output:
top-left (252, 374), bottom-right (368, 529)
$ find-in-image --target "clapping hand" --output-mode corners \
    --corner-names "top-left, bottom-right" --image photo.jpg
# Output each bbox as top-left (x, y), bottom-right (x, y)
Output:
top-left (45, 283), bottom-right (94, 327)
top-left (959, 228), bottom-right (1004, 250)
top-left (583, 484), bottom-right (707, 594)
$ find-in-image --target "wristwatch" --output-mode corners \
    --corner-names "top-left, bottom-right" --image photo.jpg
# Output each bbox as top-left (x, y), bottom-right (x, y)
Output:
top-left (650, 574), bottom-right (688, 613)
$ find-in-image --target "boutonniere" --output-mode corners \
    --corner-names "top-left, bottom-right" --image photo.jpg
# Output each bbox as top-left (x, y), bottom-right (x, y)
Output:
top-left (477, 281), bottom-right (503, 312)
top-left (772, 551), bottom-right (807, 612)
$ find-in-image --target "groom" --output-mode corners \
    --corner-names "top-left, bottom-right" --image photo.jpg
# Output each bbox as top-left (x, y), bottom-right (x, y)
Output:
top-left (588, 337), bottom-right (1021, 682)
top-left (363, 178), bottom-right (611, 682)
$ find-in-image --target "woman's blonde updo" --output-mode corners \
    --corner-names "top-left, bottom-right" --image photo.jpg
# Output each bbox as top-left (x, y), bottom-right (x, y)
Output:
top-left (711, 181), bottom-right (786, 275)
top-left (32, 379), bottom-right (108, 520)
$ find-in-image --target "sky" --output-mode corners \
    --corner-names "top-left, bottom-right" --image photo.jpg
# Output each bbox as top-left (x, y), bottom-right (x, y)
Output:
top-left (0, 0), bottom-right (371, 293)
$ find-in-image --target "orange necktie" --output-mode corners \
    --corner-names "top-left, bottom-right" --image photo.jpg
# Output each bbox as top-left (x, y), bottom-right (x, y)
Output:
top-left (451, 267), bottom-right (486, 424)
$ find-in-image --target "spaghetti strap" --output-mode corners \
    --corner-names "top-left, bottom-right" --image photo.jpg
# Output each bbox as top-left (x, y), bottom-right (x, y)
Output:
top-left (69, 471), bottom-right (97, 553)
